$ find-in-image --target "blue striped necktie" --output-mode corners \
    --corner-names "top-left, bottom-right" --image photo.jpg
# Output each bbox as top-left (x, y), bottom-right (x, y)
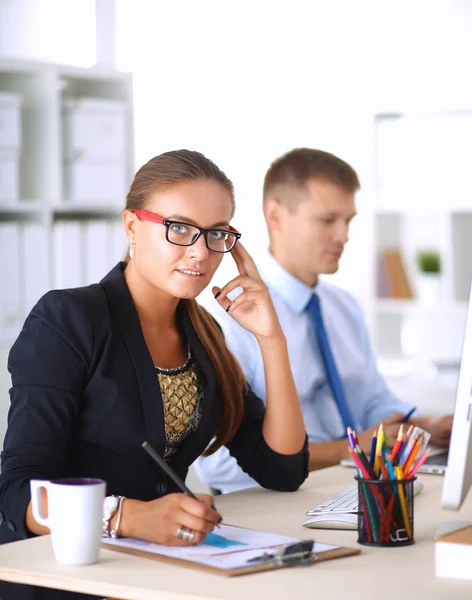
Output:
top-left (306, 293), bottom-right (356, 432)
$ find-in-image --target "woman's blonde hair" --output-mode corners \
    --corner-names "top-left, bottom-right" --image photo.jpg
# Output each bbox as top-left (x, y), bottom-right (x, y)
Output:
top-left (124, 150), bottom-right (245, 455)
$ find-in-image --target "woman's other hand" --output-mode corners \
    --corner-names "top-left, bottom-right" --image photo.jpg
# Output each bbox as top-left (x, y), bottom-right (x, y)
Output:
top-left (213, 242), bottom-right (283, 341)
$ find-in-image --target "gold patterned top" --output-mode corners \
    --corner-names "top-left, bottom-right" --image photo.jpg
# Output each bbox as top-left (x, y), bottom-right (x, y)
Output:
top-left (155, 347), bottom-right (204, 459)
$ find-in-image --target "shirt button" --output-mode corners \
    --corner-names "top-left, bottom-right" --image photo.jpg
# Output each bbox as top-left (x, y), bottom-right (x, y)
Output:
top-left (7, 520), bottom-right (16, 532)
top-left (0, 510), bottom-right (4, 526)
top-left (154, 483), bottom-right (167, 495)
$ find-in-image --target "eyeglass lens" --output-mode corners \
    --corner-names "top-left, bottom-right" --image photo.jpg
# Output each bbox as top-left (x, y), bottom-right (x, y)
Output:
top-left (167, 223), bottom-right (237, 252)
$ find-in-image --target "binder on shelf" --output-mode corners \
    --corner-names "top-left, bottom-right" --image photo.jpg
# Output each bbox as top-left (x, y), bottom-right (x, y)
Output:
top-left (109, 220), bottom-right (126, 267)
top-left (53, 221), bottom-right (82, 289)
top-left (377, 253), bottom-right (392, 298)
top-left (0, 223), bottom-right (22, 341)
top-left (83, 220), bottom-right (110, 285)
top-left (378, 249), bottom-right (414, 299)
top-left (20, 223), bottom-right (51, 316)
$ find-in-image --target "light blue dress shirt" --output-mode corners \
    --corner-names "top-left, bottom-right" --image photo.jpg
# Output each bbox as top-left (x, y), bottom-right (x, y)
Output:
top-left (195, 250), bottom-right (411, 493)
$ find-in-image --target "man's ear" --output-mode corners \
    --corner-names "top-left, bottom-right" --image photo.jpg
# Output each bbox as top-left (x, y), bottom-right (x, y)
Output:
top-left (264, 197), bottom-right (285, 233)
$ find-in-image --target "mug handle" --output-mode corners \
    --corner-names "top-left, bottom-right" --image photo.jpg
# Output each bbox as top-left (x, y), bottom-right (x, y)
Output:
top-left (30, 480), bottom-right (51, 528)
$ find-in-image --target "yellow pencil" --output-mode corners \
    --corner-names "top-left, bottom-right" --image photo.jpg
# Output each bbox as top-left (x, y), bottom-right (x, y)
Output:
top-left (394, 465), bottom-right (412, 540)
top-left (374, 423), bottom-right (384, 476)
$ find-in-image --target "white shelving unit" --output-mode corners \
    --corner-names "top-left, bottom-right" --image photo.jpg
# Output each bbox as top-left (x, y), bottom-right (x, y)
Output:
top-left (0, 57), bottom-right (134, 345)
top-left (372, 111), bottom-right (472, 365)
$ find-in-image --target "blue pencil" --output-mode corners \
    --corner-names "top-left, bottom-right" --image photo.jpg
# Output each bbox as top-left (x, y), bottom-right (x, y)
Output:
top-left (369, 433), bottom-right (377, 468)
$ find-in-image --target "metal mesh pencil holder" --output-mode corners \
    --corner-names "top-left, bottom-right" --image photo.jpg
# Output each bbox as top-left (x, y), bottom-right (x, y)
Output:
top-left (355, 476), bottom-right (416, 547)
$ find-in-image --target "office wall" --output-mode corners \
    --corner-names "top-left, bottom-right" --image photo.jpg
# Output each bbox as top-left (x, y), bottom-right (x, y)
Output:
top-left (0, 0), bottom-right (96, 66)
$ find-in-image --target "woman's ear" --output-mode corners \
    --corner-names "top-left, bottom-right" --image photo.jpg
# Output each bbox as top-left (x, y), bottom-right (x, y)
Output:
top-left (122, 209), bottom-right (136, 240)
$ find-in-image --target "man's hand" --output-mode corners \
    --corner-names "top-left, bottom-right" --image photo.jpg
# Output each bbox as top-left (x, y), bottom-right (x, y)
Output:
top-left (410, 415), bottom-right (453, 447)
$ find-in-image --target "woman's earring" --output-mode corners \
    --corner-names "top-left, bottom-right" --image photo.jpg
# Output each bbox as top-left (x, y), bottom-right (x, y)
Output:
top-left (128, 238), bottom-right (134, 259)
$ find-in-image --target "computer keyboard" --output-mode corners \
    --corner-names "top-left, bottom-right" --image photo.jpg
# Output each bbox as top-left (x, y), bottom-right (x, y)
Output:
top-left (307, 484), bottom-right (359, 515)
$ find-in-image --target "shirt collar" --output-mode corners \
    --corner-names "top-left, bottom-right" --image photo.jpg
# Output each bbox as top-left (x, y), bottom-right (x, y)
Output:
top-left (258, 249), bottom-right (323, 314)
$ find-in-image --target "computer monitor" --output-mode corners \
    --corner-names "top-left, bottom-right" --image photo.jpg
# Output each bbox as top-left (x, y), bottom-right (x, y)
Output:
top-left (441, 281), bottom-right (472, 510)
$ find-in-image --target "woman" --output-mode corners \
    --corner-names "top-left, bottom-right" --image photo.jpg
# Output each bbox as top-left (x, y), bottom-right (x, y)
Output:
top-left (0, 150), bottom-right (308, 599)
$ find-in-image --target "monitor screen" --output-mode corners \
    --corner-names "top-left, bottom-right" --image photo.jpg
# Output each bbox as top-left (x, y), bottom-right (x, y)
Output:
top-left (441, 281), bottom-right (472, 510)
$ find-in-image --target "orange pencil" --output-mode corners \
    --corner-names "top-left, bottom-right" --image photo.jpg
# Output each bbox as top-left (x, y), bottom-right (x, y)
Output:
top-left (376, 453), bottom-right (387, 480)
top-left (400, 430), bottom-right (419, 467)
top-left (403, 435), bottom-right (423, 476)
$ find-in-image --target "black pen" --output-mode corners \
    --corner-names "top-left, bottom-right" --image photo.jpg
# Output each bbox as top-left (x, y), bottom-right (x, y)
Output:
top-left (400, 406), bottom-right (417, 423)
top-left (142, 440), bottom-right (198, 499)
top-left (141, 441), bottom-right (222, 525)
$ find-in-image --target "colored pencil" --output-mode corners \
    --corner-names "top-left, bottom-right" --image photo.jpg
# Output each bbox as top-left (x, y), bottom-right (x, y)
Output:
top-left (408, 449), bottom-right (431, 478)
top-left (390, 424), bottom-right (404, 463)
top-left (369, 433), bottom-right (377, 468)
top-left (403, 435), bottom-right (423, 476)
top-left (400, 431), bottom-right (419, 467)
top-left (347, 427), bottom-right (356, 450)
top-left (394, 465), bottom-right (413, 540)
top-left (374, 424), bottom-right (384, 476)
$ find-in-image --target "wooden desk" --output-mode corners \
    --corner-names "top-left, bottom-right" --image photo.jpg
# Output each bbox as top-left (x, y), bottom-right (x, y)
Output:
top-left (1, 466), bottom-right (471, 599)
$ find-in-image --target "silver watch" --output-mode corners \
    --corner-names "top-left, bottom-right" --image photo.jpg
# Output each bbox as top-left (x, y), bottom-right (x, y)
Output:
top-left (102, 495), bottom-right (121, 537)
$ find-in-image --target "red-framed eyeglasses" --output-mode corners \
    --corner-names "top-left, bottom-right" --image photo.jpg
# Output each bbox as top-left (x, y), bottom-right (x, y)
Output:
top-left (132, 209), bottom-right (241, 254)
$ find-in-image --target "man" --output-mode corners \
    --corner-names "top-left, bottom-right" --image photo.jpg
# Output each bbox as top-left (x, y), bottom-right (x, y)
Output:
top-left (196, 148), bottom-right (452, 494)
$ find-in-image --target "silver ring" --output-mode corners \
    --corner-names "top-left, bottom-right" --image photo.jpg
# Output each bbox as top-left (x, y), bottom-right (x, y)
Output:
top-left (177, 525), bottom-right (195, 543)
top-left (186, 529), bottom-right (196, 543)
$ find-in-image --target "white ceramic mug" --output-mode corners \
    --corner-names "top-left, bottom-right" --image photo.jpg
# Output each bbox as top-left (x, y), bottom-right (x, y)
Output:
top-left (30, 477), bottom-right (106, 565)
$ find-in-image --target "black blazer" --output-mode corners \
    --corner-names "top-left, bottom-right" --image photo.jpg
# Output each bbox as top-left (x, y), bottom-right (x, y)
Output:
top-left (0, 263), bottom-right (308, 600)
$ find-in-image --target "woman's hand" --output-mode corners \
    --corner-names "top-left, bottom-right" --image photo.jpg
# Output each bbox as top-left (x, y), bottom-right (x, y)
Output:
top-left (213, 242), bottom-right (283, 340)
top-left (119, 493), bottom-right (221, 546)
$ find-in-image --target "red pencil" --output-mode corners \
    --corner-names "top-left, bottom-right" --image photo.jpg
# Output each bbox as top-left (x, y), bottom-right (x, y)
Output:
top-left (390, 424), bottom-right (404, 463)
top-left (349, 447), bottom-right (371, 479)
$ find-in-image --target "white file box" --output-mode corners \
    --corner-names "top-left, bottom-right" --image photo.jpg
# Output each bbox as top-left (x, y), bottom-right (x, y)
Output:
top-left (0, 92), bottom-right (21, 149)
top-left (63, 97), bottom-right (126, 162)
top-left (65, 161), bottom-right (127, 204)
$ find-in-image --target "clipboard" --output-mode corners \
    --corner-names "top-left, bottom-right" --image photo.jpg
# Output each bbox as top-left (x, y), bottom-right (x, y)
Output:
top-left (102, 524), bottom-right (360, 577)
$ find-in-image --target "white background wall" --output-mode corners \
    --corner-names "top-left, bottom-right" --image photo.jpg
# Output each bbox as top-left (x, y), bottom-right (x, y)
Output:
top-left (1, 0), bottom-right (472, 441)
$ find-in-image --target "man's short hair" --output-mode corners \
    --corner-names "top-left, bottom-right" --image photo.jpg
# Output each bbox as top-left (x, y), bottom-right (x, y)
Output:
top-left (263, 148), bottom-right (360, 210)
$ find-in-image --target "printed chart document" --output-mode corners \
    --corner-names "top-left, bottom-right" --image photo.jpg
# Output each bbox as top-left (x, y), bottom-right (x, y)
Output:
top-left (103, 524), bottom-right (359, 576)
